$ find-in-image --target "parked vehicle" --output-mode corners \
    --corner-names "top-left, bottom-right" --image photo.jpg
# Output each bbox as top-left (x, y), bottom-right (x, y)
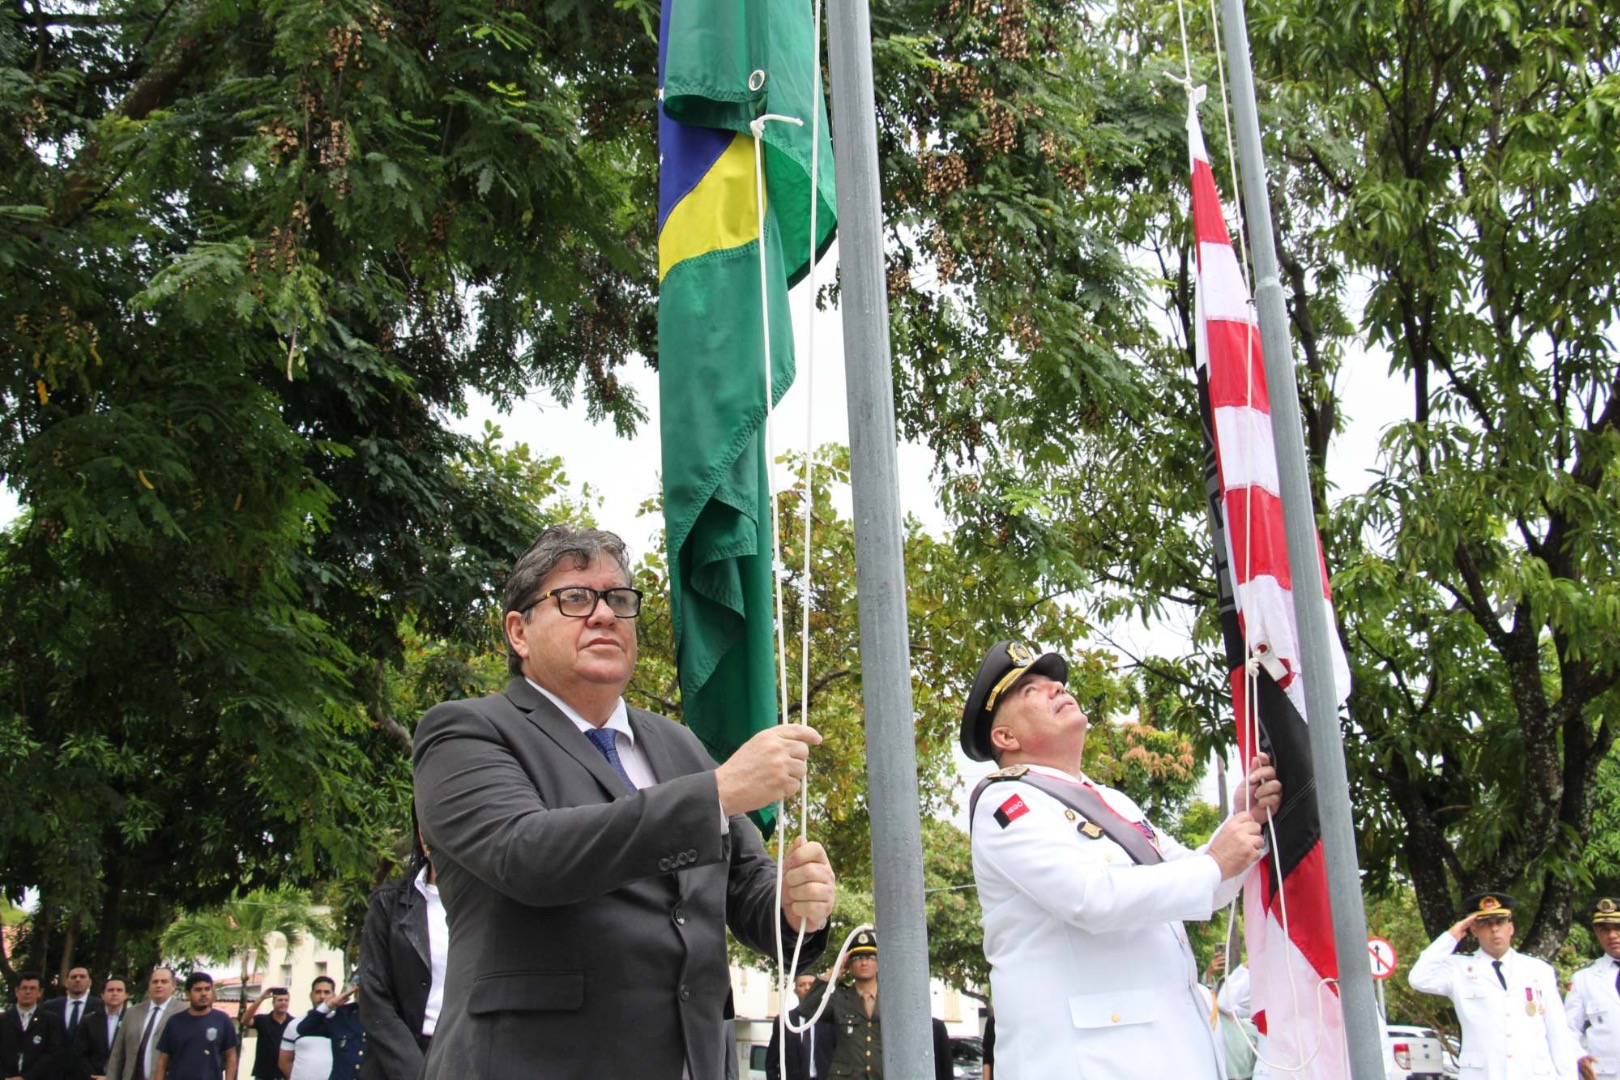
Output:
top-left (737, 1018), bottom-right (776, 1080)
top-left (1385, 1023), bottom-right (1455, 1080)
top-left (949, 1035), bottom-right (985, 1080)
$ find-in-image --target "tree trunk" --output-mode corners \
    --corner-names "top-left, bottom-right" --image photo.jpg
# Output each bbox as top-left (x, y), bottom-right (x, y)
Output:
top-left (94, 860), bottom-right (124, 984)
top-left (33, 892), bottom-right (53, 985)
top-left (59, 913), bottom-right (80, 986)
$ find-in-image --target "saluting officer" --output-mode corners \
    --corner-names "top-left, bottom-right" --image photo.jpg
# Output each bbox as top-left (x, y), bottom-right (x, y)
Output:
top-left (1567, 897), bottom-right (1620, 1077)
top-left (800, 930), bottom-right (882, 1079)
top-left (1409, 891), bottom-right (1593, 1080)
top-left (961, 640), bottom-right (1278, 1080)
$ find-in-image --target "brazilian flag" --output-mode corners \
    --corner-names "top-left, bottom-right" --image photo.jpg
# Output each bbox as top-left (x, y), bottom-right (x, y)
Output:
top-left (657, 0), bottom-right (836, 830)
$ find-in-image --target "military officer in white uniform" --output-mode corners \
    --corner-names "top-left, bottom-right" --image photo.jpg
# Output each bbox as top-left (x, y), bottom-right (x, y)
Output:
top-left (1567, 897), bottom-right (1620, 1077)
top-left (1409, 891), bottom-right (1593, 1080)
top-left (962, 640), bottom-right (1279, 1080)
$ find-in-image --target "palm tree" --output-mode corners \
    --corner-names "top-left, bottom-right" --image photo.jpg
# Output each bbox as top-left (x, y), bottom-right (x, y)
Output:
top-left (161, 887), bottom-right (332, 1017)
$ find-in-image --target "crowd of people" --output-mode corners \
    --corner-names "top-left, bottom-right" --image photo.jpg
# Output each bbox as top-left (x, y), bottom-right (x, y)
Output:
top-left (11, 521), bottom-right (1620, 1080)
top-left (2, 830), bottom-right (449, 1080)
top-left (2, 965), bottom-right (380, 1080)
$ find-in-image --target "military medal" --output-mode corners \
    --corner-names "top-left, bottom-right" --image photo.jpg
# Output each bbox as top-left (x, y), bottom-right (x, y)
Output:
top-left (1525, 987), bottom-right (1537, 1016)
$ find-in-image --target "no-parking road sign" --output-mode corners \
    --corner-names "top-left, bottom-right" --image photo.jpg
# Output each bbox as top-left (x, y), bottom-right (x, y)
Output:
top-left (1368, 936), bottom-right (1398, 980)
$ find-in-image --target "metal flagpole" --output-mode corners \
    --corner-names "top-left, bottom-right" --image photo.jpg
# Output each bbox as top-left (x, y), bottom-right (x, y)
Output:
top-left (1217, 0), bottom-right (1386, 1075)
top-left (824, 0), bottom-right (934, 1075)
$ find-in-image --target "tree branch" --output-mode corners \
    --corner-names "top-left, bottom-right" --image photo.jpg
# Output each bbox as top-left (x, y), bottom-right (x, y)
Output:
top-left (51, 15), bottom-right (227, 228)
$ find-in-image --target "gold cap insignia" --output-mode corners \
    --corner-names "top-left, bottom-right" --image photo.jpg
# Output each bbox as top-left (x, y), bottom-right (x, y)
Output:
top-left (1479, 896), bottom-right (1501, 912)
top-left (1600, 899), bottom-right (1617, 914)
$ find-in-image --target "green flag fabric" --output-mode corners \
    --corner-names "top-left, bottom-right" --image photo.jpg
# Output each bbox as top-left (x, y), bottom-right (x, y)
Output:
top-left (657, 0), bottom-right (836, 826)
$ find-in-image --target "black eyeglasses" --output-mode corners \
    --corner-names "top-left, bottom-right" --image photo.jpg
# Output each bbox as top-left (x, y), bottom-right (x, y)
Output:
top-left (523, 586), bottom-right (644, 619)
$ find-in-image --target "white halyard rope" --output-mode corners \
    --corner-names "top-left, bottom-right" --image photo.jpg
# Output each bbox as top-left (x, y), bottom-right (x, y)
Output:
top-left (1170, 0), bottom-right (1336, 1069)
top-left (747, 84), bottom-right (874, 1078)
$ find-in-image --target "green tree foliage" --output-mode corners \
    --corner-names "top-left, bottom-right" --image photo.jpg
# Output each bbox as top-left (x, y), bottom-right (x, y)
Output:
top-left (161, 887), bottom-right (331, 1015)
top-left (631, 447), bottom-right (1211, 987)
top-left (2, 0), bottom-right (645, 983)
top-left (874, 0), bottom-right (1620, 961)
top-left (1, 0), bottom-right (1176, 984)
top-left (1249, 0), bottom-right (1620, 953)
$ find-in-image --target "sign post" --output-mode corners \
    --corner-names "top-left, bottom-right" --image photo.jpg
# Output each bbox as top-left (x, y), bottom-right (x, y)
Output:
top-left (1368, 936), bottom-right (1397, 1023)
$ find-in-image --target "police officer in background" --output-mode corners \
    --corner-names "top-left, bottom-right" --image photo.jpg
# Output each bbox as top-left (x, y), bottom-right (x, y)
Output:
top-left (800, 931), bottom-right (882, 1079)
top-left (1409, 891), bottom-right (1594, 1080)
top-left (1567, 897), bottom-right (1620, 1078)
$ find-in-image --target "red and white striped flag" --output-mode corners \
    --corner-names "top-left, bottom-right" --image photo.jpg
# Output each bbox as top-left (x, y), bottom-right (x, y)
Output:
top-left (1188, 103), bottom-right (1352, 1079)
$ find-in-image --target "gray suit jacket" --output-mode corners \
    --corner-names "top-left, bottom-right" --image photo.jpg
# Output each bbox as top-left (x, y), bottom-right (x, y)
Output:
top-left (413, 678), bottom-right (825, 1080)
top-left (104, 998), bottom-right (179, 1080)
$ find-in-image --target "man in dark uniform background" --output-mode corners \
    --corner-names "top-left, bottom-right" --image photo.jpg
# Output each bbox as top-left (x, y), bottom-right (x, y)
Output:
top-left (765, 974), bottom-right (833, 1080)
top-left (801, 931), bottom-right (883, 1079)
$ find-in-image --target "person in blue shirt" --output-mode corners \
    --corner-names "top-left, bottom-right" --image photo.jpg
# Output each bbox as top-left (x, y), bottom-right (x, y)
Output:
top-left (152, 973), bottom-right (238, 1080)
top-left (290, 981), bottom-right (366, 1080)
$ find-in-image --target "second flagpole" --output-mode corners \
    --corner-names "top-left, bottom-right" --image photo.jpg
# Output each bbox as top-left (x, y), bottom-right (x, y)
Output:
top-left (1217, 0), bottom-right (1386, 1074)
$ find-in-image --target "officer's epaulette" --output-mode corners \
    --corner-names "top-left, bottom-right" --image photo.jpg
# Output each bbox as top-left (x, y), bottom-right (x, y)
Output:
top-left (987, 764), bottom-right (1029, 779)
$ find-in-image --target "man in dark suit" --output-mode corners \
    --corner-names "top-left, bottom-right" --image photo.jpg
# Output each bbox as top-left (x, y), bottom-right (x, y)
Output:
top-left (68, 974), bottom-right (126, 1080)
top-left (414, 525), bottom-right (837, 1080)
top-left (2, 973), bottom-right (66, 1080)
top-left (765, 975), bottom-right (834, 1080)
top-left (40, 969), bottom-right (100, 1051)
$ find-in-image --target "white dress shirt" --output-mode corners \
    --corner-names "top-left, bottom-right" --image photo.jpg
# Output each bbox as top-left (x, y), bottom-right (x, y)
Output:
top-left (533, 683), bottom-right (658, 788)
top-left (1568, 953), bottom-right (1620, 1074)
top-left (528, 680), bottom-right (729, 832)
top-left (414, 866), bottom-right (449, 1037)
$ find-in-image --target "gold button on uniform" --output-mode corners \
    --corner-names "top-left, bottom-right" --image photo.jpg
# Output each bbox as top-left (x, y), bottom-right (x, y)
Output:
top-left (1111, 1012), bottom-right (1121, 1023)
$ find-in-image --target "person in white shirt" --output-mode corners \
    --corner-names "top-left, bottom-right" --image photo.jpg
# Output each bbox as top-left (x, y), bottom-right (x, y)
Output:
top-left (1409, 891), bottom-right (1594, 1080)
top-left (1567, 897), bottom-right (1620, 1078)
top-left (278, 978), bottom-right (338, 1080)
top-left (961, 639), bottom-right (1277, 1080)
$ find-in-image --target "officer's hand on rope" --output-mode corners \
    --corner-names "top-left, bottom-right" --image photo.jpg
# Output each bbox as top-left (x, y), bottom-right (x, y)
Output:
top-left (1238, 753), bottom-right (1281, 825)
top-left (716, 724), bottom-right (822, 816)
top-left (780, 836), bottom-right (835, 932)
top-left (1208, 810), bottom-right (1265, 880)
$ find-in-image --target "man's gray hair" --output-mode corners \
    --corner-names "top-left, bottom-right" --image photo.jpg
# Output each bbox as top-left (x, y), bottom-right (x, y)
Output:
top-left (503, 525), bottom-right (633, 675)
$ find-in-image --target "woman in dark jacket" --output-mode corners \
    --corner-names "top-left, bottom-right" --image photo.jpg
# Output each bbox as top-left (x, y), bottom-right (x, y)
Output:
top-left (358, 829), bottom-right (445, 1080)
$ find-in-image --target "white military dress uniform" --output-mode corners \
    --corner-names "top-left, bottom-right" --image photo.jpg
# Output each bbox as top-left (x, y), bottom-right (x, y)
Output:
top-left (971, 763), bottom-right (1245, 1080)
top-left (1567, 953), bottom-right (1620, 1076)
top-left (1408, 933), bottom-right (1585, 1080)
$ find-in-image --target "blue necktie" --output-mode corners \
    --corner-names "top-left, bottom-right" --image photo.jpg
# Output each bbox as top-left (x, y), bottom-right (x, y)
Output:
top-left (585, 727), bottom-right (637, 790)
top-left (68, 999), bottom-right (81, 1036)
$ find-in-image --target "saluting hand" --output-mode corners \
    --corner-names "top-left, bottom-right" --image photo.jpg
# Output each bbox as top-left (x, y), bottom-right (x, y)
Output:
top-left (1447, 913), bottom-right (1478, 941)
top-left (716, 724), bottom-right (822, 817)
top-left (780, 836), bottom-right (836, 932)
top-left (1237, 753), bottom-right (1282, 826)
